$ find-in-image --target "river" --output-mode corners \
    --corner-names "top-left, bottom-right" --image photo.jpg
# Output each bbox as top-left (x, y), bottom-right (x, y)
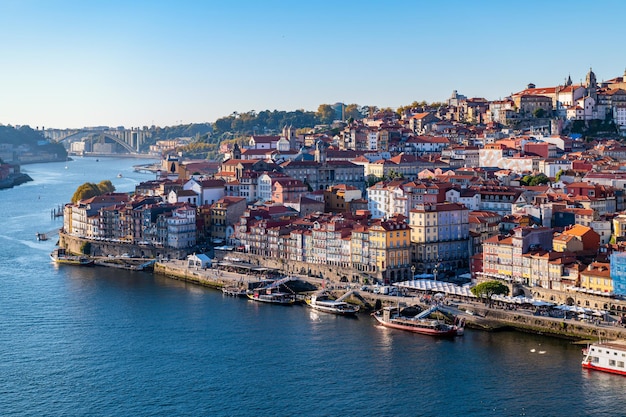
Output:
top-left (0, 157), bottom-right (624, 416)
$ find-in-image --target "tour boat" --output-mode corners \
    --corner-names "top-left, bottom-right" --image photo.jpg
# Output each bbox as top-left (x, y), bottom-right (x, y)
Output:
top-left (582, 340), bottom-right (626, 376)
top-left (372, 306), bottom-right (463, 337)
top-left (305, 293), bottom-right (359, 316)
top-left (247, 289), bottom-right (295, 305)
top-left (50, 248), bottom-right (94, 266)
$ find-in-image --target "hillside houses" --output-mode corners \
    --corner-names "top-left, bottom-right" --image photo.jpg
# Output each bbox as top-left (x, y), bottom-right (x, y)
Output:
top-left (58, 66), bottom-right (626, 298)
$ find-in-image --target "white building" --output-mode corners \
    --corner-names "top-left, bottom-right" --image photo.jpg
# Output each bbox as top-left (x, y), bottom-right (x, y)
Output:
top-left (167, 205), bottom-right (196, 249)
top-left (183, 178), bottom-right (225, 206)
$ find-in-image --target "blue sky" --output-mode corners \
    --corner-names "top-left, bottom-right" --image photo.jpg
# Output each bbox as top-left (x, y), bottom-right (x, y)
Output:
top-left (1, 0), bottom-right (625, 129)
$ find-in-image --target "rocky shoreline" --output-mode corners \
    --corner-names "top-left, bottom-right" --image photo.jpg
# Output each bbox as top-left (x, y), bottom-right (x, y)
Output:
top-left (0, 173), bottom-right (33, 189)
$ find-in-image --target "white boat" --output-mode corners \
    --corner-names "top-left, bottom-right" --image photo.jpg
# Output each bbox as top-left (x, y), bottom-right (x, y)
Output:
top-left (306, 293), bottom-right (359, 316)
top-left (582, 340), bottom-right (626, 376)
top-left (372, 306), bottom-right (463, 337)
top-left (247, 289), bottom-right (295, 305)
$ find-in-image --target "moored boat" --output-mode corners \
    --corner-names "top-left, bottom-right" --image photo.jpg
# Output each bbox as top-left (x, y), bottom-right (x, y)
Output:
top-left (50, 248), bottom-right (94, 266)
top-left (222, 286), bottom-right (247, 297)
top-left (247, 289), bottom-right (295, 305)
top-left (372, 306), bottom-right (463, 337)
top-left (582, 340), bottom-right (626, 376)
top-left (306, 293), bottom-right (359, 316)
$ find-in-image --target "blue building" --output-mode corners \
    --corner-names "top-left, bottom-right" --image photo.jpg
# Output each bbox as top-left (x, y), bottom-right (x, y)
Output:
top-left (610, 252), bottom-right (626, 296)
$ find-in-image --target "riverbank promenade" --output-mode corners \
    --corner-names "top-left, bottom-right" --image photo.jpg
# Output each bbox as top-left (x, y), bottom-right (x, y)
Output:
top-left (153, 259), bottom-right (626, 341)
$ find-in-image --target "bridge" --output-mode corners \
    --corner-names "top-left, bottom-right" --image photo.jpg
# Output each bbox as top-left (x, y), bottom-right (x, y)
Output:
top-left (43, 128), bottom-right (152, 155)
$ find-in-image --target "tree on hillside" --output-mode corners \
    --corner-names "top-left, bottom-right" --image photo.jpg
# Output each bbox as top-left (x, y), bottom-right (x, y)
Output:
top-left (316, 104), bottom-right (335, 124)
top-left (71, 181), bottom-right (116, 203)
top-left (471, 281), bottom-right (509, 306)
top-left (343, 104), bottom-right (362, 121)
top-left (520, 173), bottom-right (549, 186)
top-left (555, 169), bottom-right (564, 182)
top-left (98, 180), bottom-right (115, 193)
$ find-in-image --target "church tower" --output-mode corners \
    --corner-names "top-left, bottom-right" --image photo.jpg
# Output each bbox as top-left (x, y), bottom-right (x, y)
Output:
top-left (586, 67), bottom-right (598, 101)
top-left (232, 143), bottom-right (241, 159)
top-left (314, 140), bottom-right (327, 164)
top-left (283, 125), bottom-right (296, 150)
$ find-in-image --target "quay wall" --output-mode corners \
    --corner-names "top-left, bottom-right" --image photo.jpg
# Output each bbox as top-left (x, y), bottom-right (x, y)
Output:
top-left (154, 257), bottom-right (626, 341)
top-left (456, 303), bottom-right (626, 340)
top-left (57, 236), bottom-right (626, 341)
top-left (154, 261), bottom-right (228, 289)
top-left (58, 232), bottom-right (190, 261)
top-left (217, 251), bottom-right (363, 283)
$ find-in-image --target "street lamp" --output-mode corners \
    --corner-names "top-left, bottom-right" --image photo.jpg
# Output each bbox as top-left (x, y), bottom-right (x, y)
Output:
top-left (434, 261), bottom-right (441, 282)
top-left (411, 264), bottom-right (416, 279)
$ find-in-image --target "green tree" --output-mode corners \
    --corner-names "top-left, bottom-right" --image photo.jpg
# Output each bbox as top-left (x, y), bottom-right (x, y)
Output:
top-left (520, 175), bottom-right (533, 186)
top-left (71, 181), bottom-right (116, 203)
top-left (555, 169), bottom-right (564, 182)
top-left (533, 108), bottom-right (546, 118)
top-left (387, 170), bottom-right (404, 180)
top-left (343, 104), bottom-right (362, 120)
top-left (316, 104), bottom-right (335, 124)
top-left (471, 280), bottom-right (509, 306)
top-left (98, 180), bottom-right (115, 193)
top-left (529, 173), bottom-right (549, 186)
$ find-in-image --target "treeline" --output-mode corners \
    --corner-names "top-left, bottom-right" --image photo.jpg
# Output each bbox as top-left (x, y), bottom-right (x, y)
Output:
top-left (142, 100), bottom-right (448, 158)
top-left (212, 109), bottom-right (319, 137)
top-left (0, 125), bottom-right (67, 158)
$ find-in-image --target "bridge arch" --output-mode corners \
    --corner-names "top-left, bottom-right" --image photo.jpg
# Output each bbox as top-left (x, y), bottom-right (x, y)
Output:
top-left (50, 130), bottom-right (139, 154)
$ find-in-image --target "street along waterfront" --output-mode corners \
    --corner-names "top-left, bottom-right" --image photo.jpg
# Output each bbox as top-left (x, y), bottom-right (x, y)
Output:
top-left (2, 157), bottom-right (626, 416)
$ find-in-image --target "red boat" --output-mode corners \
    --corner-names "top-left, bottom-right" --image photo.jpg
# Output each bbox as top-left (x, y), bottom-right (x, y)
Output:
top-left (372, 306), bottom-right (463, 337)
top-left (582, 340), bottom-right (626, 376)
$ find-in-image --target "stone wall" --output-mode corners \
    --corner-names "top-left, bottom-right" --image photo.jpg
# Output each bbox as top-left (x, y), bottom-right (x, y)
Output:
top-left (59, 232), bottom-right (190, 260)
top-left (515, 284), bottom-right (626, 315)
top-left (464, 304), bottom-right (626, 340)
top-left (216, 250), bottom-right (367, 283)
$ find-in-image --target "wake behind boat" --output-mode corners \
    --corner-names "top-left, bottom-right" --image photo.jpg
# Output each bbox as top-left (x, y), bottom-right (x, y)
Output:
top-left (372, 305), bottom-right (463, 337)
top-left (305, 291), bottom-right (359, 316)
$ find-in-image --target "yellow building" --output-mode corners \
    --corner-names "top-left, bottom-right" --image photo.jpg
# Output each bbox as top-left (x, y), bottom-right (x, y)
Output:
top-left (369, 215), bottom-right (411, 284)
top-left (580, 262), bottom-right (613, 293)
top-left (409, 202), bottom-right (469, 275)
top-left (613, 214), bottom-right (626, 242)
